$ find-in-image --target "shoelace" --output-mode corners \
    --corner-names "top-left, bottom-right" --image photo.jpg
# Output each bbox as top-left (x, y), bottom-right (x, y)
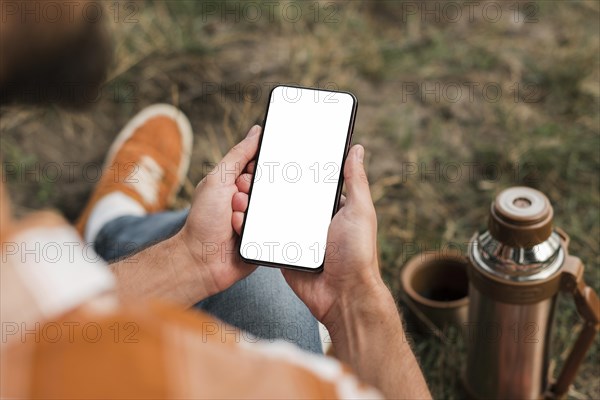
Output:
top-left (126, 155), bottom-right (163, 205)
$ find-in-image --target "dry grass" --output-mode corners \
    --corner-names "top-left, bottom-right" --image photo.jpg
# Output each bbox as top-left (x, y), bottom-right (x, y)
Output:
top-left (1, 1), bottom-right (598, 398)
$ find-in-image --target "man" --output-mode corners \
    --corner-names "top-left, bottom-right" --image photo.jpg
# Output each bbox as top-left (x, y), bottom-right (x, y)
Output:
top-left (1, 2), bottom-right (431, 398)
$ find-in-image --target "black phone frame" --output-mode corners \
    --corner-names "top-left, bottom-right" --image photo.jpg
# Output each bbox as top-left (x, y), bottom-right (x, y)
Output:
top-left (238, 84), bottom-right (358, 273)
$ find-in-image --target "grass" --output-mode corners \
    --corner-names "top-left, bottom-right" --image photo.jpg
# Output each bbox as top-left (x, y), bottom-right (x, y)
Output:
top-left (1, 1), bottom-right (598, 398)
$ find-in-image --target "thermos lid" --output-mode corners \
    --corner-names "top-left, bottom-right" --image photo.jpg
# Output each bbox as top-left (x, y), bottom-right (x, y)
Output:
top-left (489, 186), bottom-right (553, 247)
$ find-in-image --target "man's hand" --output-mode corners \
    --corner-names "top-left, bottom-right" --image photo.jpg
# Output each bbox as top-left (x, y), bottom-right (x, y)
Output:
top-left (279, 144), bottom-right (388, 323)
top-left (110, 125), bottom-right (262, 307)
top-left (231, 143), bottom-right (388, 322)
top-left (176, 125), bottom-right (262, 297)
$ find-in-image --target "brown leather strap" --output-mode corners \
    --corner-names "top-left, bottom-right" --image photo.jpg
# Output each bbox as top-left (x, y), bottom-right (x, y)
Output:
top-left (546, 255), bottom-right (600, 399)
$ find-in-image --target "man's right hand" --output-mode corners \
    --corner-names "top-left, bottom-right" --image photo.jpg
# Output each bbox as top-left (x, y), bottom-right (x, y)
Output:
top-left (279, 144), bottom-right (431, 399)
top-left (280, 144), bottom-right (390, 326)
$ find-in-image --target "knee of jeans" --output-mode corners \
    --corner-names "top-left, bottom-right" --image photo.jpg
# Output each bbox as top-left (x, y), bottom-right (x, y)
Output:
top-left (242, 268), bottom-right (319, 344)
top-left (194, 267), bottom-right (322, 353)
top-left (198, 267), bottom-right (316, 327)
top-left (248, 268), bottom-right (316, 320)
top-left (94, 231), bottom-right (141, 262)
top-left (249, 268), bottom-right (300, 303)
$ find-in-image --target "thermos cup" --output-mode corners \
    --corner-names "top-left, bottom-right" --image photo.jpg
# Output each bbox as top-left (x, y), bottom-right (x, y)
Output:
top-left (401, 251), bottom-right (470, 334)
top-left (464, 187), bottom-right (600, 399)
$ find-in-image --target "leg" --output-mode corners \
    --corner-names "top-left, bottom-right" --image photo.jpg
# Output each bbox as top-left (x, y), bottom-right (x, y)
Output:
top-left (95, 211), bottom-right (322, 354)
top-left (94, 210), bottom-right (188, 262)
top-left (195, 266), bottom-right (322, 354)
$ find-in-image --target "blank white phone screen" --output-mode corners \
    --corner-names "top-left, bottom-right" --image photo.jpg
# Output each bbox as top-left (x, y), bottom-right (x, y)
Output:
top-left (240, 86), bottom-right (356, 270)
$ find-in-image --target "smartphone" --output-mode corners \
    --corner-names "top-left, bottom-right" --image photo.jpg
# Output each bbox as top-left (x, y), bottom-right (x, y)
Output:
top-left (239, 85), bottom-right (358, 272)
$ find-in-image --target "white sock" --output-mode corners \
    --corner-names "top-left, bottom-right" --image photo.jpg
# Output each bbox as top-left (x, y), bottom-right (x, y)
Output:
top-left (84, 191), bottom-right (146, 244)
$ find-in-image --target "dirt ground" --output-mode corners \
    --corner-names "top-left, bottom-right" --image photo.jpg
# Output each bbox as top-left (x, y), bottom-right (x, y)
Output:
top-left (1, 1), bottom-right (598, 398)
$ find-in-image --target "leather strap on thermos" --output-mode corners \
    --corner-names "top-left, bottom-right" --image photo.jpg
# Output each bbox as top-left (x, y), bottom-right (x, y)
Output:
top-left (546, 254), bottom-right (600, 399)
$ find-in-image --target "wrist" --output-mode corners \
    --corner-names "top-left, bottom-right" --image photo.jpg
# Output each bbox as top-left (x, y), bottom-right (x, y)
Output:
top-left (166, 230), bottom-right (217, 303)
top-left (109, 230), bottom-right (214, 307)
top-left (323, 276), bottom-right (399, 340)
top-left (175, 228), bottom-right (201, 270)
top-left (322, 276), bottom-right (430, 400)
top-left (323, 279), bottom-right (403, 369)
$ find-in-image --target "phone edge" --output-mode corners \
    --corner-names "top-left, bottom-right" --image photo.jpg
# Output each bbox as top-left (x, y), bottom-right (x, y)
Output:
top-left (237, 84), bottom-right (359, 274)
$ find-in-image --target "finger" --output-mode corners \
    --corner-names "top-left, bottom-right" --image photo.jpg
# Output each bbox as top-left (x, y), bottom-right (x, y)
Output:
top-left (232, 211), bottom-right (245, 235)
top-left (343, 145), bottom-right (374, 211)
top-left (235, 173), bottom-right (253, 193)
top-left (245, 160), bottom-right (256, 174)
top-left (212, 125), bottom-right (262, 185)
top-left (232, 191), bottom-right (249, 212)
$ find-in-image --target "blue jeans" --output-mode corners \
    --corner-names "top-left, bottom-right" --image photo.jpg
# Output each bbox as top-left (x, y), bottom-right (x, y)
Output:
top-left (94, 210), bottom-right (322, 354)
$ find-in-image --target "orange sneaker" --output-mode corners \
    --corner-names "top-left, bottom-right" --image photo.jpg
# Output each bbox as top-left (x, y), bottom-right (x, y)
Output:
top-left (76, 104), bottom-right (193, 241)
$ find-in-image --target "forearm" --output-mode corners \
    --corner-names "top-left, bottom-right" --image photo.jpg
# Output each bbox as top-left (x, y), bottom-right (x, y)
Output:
top-left (325, 283), bottom-right (431, 399)
top-left (108, 232), bottom-right (213, 307)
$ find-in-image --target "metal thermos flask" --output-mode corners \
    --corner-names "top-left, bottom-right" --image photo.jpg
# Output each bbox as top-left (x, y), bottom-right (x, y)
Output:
top-left (465, 187), bottom-right (599, 399)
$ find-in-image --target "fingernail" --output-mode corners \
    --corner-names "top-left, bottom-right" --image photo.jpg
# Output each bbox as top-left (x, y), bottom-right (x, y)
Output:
top-left (356, 145), bottom-right (364, 162)
top-left (246, 125), bottom-right (261, 138)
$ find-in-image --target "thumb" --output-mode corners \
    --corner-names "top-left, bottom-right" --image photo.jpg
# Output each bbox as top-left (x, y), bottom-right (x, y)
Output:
top-left (222, 125), bottom-right (261, 166)
top-left (214, 125), bottom-right (262, 185)
top-left (343, 145), bottom-right (373, 210)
